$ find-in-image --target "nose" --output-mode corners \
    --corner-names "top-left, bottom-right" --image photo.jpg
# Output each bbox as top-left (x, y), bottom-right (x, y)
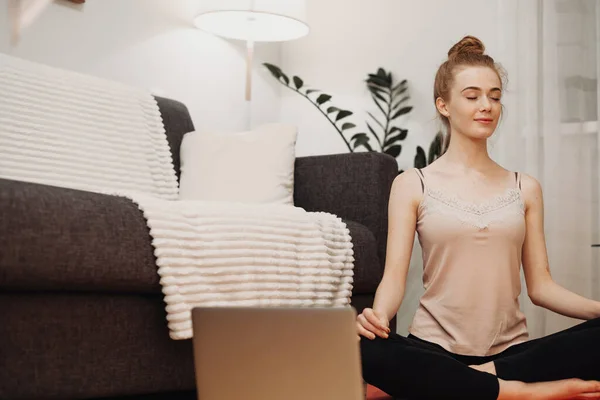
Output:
top-left (479, 97), bottom-right (492, 112)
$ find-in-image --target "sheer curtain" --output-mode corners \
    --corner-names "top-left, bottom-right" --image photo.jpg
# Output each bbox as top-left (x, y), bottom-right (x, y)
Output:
top-left (496, 0), bottom-right (600, 338)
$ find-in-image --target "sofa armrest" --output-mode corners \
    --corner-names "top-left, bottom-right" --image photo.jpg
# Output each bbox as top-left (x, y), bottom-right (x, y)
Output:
top-left (293, 152), bottom-right (398, 269)
top-left (0, 178), bottom-right (160, 293)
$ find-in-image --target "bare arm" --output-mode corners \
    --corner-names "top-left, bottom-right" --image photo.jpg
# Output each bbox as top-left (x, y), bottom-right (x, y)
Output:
top-left (356, 169), bottom-right (421, 340)
top-left (521, 174), bottom-right (600, 320)
top-left (372, 169), bottom-right (422, 322)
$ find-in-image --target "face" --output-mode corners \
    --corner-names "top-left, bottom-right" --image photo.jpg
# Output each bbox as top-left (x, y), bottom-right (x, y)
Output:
top-left (436, 66), bottom-right (502, 140)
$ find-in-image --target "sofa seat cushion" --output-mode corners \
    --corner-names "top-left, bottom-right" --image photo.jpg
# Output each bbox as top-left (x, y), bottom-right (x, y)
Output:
top-left (1, 179), bottom-right (382, 295)
top-left (0, 179), bottom-right (162, 294)
top-left (344, 220), bottom-right (383, 294)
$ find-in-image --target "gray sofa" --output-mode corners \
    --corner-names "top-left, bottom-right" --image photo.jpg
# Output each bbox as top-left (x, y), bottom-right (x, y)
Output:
top-left (0, 96), bottom-right (398, 400)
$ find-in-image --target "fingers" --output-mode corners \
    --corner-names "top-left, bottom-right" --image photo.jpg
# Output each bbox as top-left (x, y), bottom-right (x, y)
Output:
top-left (363, 308), bottom-right (390, 334)
top-left (357, 313), bottom-right (388, 339)
top-left (356, 322), bottom-right (376, 340)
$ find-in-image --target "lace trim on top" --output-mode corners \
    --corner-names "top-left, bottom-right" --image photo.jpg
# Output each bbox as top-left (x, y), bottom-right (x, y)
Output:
top-left (421, 187), bottom-right (525, 229)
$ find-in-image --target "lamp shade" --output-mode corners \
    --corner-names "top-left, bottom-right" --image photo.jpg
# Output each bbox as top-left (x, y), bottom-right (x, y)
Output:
top-left (194, 0), bottom-right (309, 42)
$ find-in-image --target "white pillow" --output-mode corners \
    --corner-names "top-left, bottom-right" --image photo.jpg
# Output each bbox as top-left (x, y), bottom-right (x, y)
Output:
top-left (178, 123), bottom-right (297, 205)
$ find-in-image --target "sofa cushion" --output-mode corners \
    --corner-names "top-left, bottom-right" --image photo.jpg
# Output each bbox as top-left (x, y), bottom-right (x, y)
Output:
top-left (179, 123), bottom-right (297, 205)
top-left (345, 220), bottom-right (382, 294)
top-left (1, 179), bottom-right (382, 296)
top-left (0, 179), bottom-right (161, 294)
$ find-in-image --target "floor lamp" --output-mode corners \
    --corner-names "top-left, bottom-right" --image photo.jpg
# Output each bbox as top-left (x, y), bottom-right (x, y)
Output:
top-left (193, 0), bottom-right (309, 103)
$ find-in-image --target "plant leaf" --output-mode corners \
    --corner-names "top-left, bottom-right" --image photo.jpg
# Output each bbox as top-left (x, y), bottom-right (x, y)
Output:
top-left (383, 137), bottom-right (399, 149)
top-left (392, 79), bottom-right (408, 93)
top-left (367, 83), bottom-right (389, 97)
top-left (341, 122), bottom-right (356, 130)
top-left (263, 63), bottom-right (282, 79)
top-left (384, 128), bottom-right (408, 148)
top-left (367, 111), bottom-right (385, 130)
top-left (391, 106), bottom-right (413, 120)
top-left (316, 94), bottom-right (332, 105)
top-left (351, 133), bottom-right (368, 141)
top-left (263, 63), bottom-right (290, 85)
top-left (326, 106), bottom-right (340, 114)
top-left (373, 68), bottom-right (392, 86)
top-left (394, 86), bottom-right (408, 96)
top-left (366, 75), bottom-right (389, 88)
top-left (428, 131), bottom-right (444, 163)
top-left (370, 94), bottom-right (387, 116)
top-left (389, 127), bottom-right (408, 140)
top-left (414, 146), bottom-right (427, 168)
top-left (366, 122), bottom-right (379, 140)
top-left (293, 76), bottom-right (303, 89)
top-left (385, 144), bottom-right (402, 158)
top-left (392, 96), bottom-right (410, 110)
top-left (306, 89), bottom-right (319, 95)
top-left (335, 110), bottom-right (353, 121)
top-left (351, 133), bottom-right (373, 151)
top-left (371, 90), bottom-right (388, 106)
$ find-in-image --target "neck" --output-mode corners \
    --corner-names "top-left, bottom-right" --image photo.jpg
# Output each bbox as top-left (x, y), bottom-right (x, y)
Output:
top-left (443, 132), bottom-right (492, 172)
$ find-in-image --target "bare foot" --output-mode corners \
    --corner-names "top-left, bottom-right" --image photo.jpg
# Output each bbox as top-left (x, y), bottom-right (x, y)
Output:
top-left (498, 378), bottom-right (600, 400)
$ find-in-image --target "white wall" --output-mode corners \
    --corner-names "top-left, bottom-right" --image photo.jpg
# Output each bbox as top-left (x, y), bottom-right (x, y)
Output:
top-left (278, 0), bottom-right (505, 333)
top-left (0, 0), bottom-right (282, 132)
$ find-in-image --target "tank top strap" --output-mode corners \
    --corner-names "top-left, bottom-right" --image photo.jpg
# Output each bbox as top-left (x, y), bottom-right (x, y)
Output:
top-left (414, 168), bottom-right (426, 193)
top-left (514, 171), bottom-right (522, 190)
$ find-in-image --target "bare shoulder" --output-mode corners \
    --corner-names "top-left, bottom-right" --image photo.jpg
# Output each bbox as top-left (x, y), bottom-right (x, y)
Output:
top-left (519, 173), bottom-right (544, 209)
top-left (390, 168), bottom-right (424, 207)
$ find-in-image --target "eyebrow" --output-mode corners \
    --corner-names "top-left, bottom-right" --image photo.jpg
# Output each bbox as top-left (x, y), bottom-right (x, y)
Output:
top-left (461, 86), bottom-right (502, 93)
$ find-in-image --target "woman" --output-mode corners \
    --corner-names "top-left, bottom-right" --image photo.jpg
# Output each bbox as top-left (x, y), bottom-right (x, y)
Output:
top-left (358, 35), bottom-right (600, 400)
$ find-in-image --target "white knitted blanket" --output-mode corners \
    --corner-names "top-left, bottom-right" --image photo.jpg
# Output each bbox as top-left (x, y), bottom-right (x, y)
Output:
top-left (0, 53), bottom-right (178, 199)
top-left (0, 54), bottom-right (355, 340)
top-left (129, 193), bottom-right (354, 340)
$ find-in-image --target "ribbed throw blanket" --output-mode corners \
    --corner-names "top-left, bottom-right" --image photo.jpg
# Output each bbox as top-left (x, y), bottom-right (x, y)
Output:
top-left (130, 193), bottom-right (354, 339)
top-left (0, 54), bottom-right (355, 340)
top-left (0, 53), bottom-right (178, 199)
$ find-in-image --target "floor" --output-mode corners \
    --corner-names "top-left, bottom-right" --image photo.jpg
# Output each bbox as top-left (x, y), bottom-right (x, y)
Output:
top-left (366, 384), bottom-right (393, 399)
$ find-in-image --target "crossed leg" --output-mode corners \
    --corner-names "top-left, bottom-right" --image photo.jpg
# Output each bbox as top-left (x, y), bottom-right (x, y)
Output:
top-left (474, 317), bottom-right (600, 382)
top-left (360, 329), bottom-right (600, 400)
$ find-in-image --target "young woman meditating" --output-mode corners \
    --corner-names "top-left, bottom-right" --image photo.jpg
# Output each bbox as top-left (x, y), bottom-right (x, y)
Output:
top-left (358, 35), bottom-right (600, 400)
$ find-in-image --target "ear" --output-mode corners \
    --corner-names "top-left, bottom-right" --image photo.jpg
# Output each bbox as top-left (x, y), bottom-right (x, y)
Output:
top-left (436, 97), bottom-right (450, 118)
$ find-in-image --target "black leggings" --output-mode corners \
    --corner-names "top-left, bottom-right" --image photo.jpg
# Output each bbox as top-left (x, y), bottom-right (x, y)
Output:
top-left (360, 317), bottom-right (600, 400)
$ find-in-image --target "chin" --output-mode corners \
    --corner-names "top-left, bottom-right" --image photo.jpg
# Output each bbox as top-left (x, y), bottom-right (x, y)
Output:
top-left (467, 125), bottom-right (497, 140)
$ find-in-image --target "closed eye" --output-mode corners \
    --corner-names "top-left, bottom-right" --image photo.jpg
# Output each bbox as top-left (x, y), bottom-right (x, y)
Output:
top-left (466, 96), bottom-right (501, 101)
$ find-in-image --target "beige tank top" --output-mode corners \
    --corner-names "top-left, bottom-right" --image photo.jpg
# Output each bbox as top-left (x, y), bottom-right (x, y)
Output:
top-left (408, 169), bottom-right (529, 356)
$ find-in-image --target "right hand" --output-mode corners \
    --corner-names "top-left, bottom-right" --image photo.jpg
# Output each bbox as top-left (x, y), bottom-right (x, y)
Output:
top-left (356, 308), bottom-right (390, 340)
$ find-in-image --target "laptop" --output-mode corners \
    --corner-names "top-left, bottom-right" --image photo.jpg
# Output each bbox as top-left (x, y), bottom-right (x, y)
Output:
top-left (191, 306), bottom-right (365, 400)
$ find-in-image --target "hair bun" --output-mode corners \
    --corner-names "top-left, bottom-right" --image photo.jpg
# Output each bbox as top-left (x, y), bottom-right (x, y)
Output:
top-left (448, 35), bottom-right (485, 58)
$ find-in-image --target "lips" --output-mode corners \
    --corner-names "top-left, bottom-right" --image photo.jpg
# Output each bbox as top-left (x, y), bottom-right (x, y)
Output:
top-left (475, 118), bottom-right (493, 124)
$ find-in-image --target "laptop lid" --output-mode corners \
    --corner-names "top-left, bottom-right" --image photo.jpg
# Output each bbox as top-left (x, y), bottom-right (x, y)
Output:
top-left (191, 306), bottom-right (364, 400)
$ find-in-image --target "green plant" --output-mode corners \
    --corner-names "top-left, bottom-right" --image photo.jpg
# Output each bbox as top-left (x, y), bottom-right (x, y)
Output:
top-left (263, 62), bottom-right (441, 173)
top-left (414, 131), bottom-right (444, 169)
top-left (263, 62), bottom-right (359, 153)
top-left (365, 68), bottom-right (412, 159)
